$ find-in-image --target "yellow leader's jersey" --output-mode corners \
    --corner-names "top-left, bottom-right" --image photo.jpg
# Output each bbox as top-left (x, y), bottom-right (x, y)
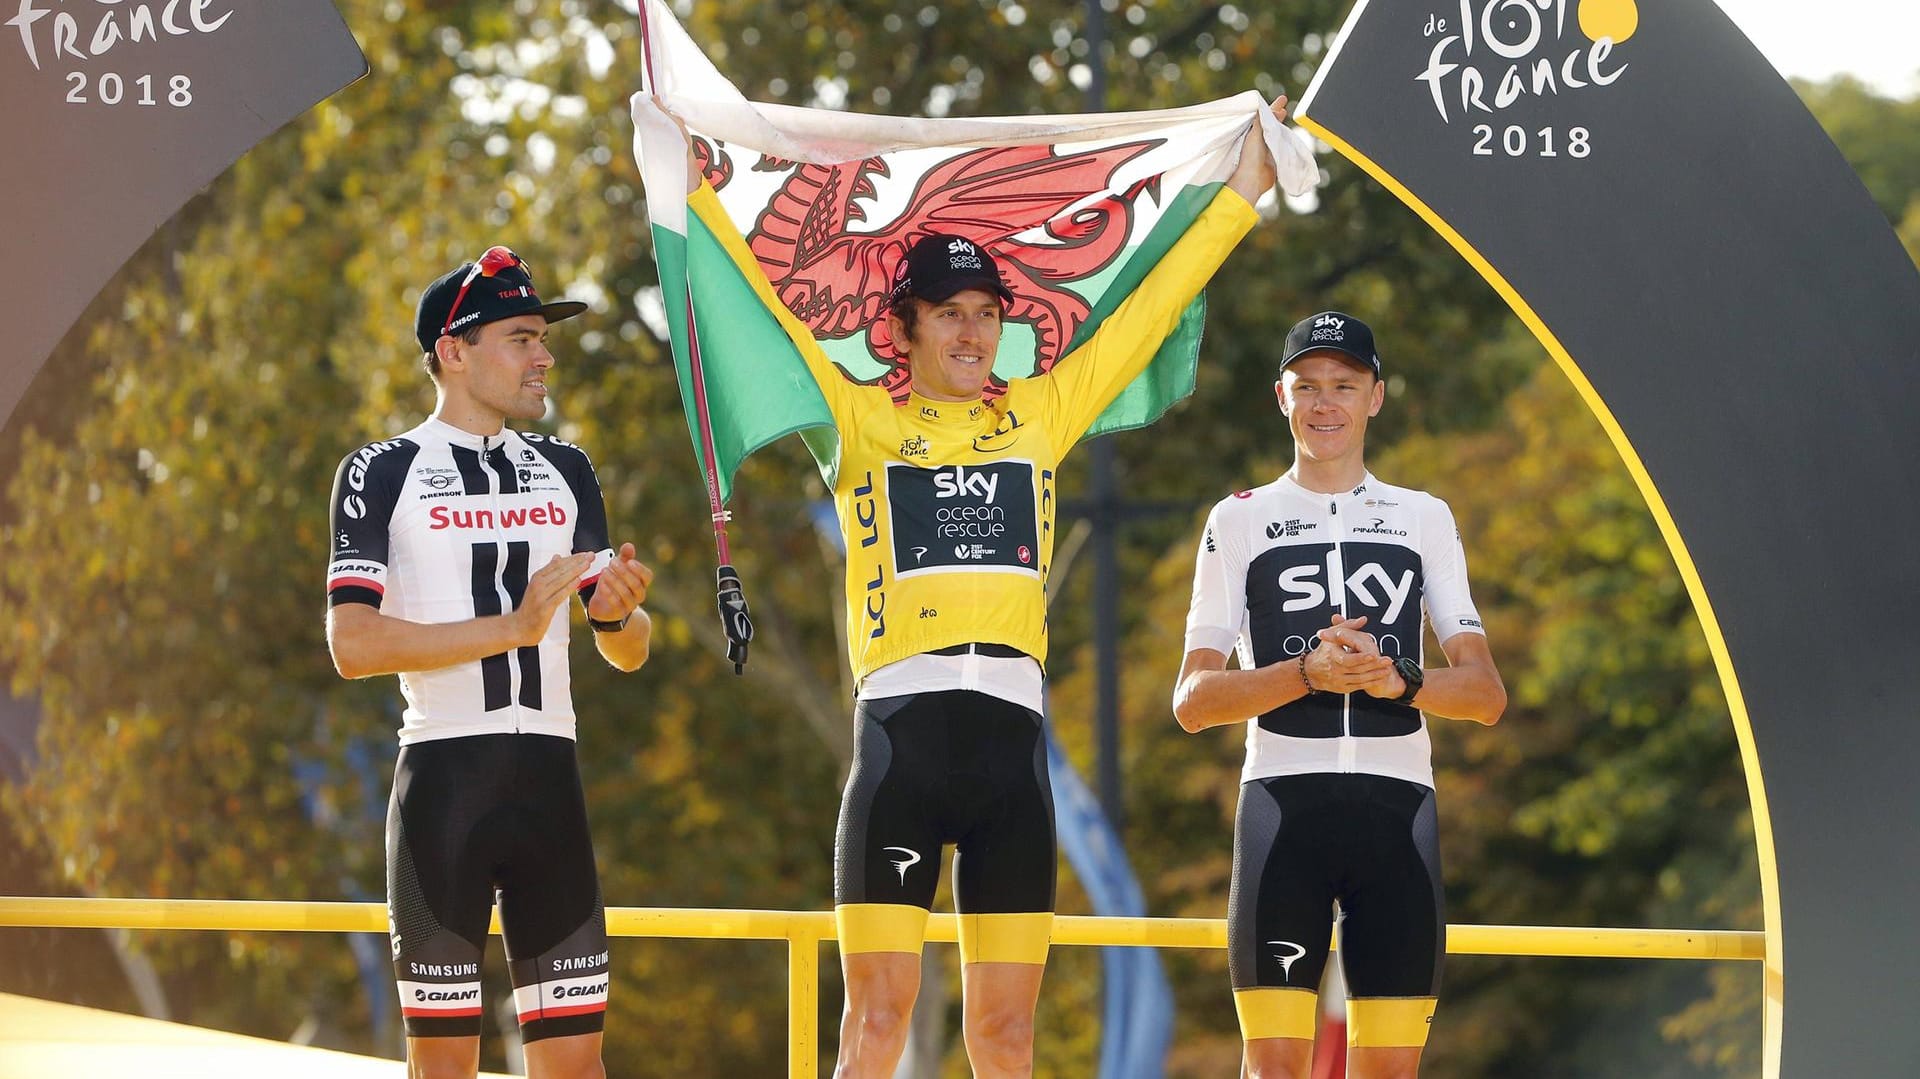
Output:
top-left (691, 184), bottom-right (1258, 680)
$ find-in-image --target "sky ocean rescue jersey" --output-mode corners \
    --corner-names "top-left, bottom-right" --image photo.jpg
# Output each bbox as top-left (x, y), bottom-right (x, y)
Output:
top-left (326, 418), bottom-right (615, 745)
top-left (1184, 473), bottom-right (1485, 789)
top-left (690, 183), bottom-right (1258, 683)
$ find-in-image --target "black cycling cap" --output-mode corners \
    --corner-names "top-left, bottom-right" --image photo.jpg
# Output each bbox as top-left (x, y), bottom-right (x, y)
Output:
top-left (1279, 311), bottom-right (1381, 377)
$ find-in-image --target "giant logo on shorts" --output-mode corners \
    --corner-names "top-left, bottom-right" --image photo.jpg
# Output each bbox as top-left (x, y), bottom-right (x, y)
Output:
top-left (887, 460), bottom-right (1039, 578)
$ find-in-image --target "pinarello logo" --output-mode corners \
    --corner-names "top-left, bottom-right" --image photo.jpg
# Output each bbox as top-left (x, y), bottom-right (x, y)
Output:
top-left (1018, 545), bottom-right (1032, 564)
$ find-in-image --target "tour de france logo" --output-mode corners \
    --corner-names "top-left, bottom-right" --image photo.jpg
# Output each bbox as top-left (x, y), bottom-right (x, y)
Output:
top-left (6, 0), bottom-right (237, 109)
top-left (1416, 0), bottom-right (1637, 159)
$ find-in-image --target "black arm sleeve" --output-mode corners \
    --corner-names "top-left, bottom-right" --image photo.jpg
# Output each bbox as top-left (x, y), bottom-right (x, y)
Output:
top-left (325, 439), bottom-right (417, 609)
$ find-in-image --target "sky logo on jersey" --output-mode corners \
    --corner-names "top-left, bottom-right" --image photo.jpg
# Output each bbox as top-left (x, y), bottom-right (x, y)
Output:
top-left (934, 465), bottom-right (999, 503)
top-left (1279, 554), bottom-right (1417, 625)
top-left (889, 460), bottom-right (1038, 578)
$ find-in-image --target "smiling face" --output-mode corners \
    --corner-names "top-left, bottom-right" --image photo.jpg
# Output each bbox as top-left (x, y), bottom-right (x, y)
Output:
top-left (438, 314), bottom-right (554, 430)
top-left (889, 289), bottom-right (1004, 402)
top-left (1276, 350), bottom-right (1384, 466)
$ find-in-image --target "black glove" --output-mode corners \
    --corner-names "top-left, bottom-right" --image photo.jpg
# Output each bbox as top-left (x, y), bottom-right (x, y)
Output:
top-left (715, 564), bottom-right (754, 675)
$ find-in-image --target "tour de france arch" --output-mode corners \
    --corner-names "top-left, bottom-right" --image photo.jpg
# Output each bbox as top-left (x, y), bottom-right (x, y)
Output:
top-left (6, 1), bottom-right (1919, 1075)
top-left (1297, 1), bottom-right (1920, 1075)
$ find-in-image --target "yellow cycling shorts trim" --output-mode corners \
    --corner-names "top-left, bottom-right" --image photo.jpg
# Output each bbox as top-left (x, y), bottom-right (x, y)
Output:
top-left (836, 903), bottom-right (930, 956)
top-left (956, 912), bottom-right (1053, 965)
top-left (1234, 987), bottom-right (1318, 1042)
top-left (1347, 996), bottom-right (1438, 1048)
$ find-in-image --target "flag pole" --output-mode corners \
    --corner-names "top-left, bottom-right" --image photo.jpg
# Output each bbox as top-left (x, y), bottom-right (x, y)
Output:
top-left (640, 0), bottom-right (754, 674)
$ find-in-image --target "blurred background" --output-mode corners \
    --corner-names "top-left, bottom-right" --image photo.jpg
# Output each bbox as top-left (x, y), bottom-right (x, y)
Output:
top-left (2, 1), bottom-right (1916, 1075)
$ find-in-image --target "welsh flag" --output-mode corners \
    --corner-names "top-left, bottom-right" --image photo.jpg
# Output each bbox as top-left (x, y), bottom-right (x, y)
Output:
top-left (629, 0), bottom-right (1317, 502)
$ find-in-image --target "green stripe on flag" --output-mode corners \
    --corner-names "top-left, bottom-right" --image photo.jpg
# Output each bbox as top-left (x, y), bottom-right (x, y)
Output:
top-left (1071, 181), bottom-right (1223, 440)
top-left (657, 219), bottom-right (839, 502)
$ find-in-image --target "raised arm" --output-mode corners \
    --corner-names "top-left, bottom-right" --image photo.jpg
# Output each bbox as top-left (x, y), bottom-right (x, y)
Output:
top-left (1037, 97), bottom-right (1289, 452)
top-left (1226, 95), bottom-right (1286, 204)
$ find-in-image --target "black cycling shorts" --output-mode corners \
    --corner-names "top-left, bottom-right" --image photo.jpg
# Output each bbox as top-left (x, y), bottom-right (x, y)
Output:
top-left (1230, 772), bottom-right (1444, 1002)
top-left (387, 733), bottom-right (609, 1042)
top-left (834, 691), bottom-right (1056, 962)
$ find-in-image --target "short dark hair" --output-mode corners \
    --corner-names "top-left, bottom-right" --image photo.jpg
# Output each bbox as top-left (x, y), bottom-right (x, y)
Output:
top-left (422, 323), bottom-right (485, 381)
top-left (887, 295), bottom-right (922, 347)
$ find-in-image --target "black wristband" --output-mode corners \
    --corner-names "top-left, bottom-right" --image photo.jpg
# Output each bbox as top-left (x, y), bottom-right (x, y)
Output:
top-left (587, 612), bottom-right (630, 633)
top-left (1298, 652), bottom-right (1314, 693)
top-left (1390, 654), bottom-right (1424, 705)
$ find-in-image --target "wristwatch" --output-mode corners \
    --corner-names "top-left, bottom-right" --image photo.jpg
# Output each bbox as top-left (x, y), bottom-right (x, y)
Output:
top-left (1390, 655), bottom-right (1424, 705)
top-left (586, 612), bottom-right (630, 633)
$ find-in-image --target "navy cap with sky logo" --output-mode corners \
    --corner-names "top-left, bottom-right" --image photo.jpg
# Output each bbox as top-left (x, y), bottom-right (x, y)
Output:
top-left (1279, 310), bottom-right (1382, 377)
top-left (890, 233), bottom-right (1016, 306)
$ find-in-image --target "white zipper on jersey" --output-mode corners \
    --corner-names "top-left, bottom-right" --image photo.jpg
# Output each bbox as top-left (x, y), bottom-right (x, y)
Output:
top-left (483, 433), bottom-right (523, 735)
top-left (1330, 495), bottom-right (1357, 774)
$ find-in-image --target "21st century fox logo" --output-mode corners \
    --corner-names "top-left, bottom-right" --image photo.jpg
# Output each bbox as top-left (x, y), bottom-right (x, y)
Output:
top-left (1416, 0), bottom-right (1635, 123)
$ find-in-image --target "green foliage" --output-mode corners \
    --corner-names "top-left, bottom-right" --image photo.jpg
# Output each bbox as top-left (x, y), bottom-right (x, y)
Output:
top-left (1794, 77), bottom-right (1920, 222)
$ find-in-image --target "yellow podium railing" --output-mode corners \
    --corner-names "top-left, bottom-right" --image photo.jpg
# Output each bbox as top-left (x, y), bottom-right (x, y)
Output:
top-left (0, 897), bottom-right (1763, 1077)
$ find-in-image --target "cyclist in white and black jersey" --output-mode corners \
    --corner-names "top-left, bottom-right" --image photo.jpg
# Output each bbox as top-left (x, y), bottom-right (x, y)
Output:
top-left (1173, 311), bottom-right (1505, 1079)
top-left (326, 246), bottom-right (653, 1079)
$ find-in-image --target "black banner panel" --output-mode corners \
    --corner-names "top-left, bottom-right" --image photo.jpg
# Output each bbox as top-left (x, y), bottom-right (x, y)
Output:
top-left (0, 0), bottom-right (367, 428)
top-left (1299, 1), bottom-right (1920, 1074)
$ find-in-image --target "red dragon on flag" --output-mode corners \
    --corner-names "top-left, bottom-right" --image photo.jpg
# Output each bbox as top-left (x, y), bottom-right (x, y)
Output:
top-left (696, 138), bottom-right (1165, 403)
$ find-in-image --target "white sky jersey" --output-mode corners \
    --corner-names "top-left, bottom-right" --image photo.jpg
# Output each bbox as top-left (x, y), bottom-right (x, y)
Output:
top-left (326, 418), bottom-right (615, 745)
top-left (1184, 472), bottom-right (1485, 788)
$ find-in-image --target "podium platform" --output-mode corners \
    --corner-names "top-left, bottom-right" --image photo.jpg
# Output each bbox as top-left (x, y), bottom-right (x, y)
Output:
top-left (0, 993), bottom-right (513, 1077)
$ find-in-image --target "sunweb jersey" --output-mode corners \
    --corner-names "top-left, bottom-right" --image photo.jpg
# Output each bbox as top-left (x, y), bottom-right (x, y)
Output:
top-left (1184, 472), bottom-right (1484, 788)
top-left (326, 418), bottom-right (614, 745)
top-left (691, 183), bottom-right (1259, 684)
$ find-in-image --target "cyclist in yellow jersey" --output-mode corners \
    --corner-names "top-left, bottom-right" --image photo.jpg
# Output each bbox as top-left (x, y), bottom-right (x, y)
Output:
top-left (678, 97), bottom-right (1289, 1078)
